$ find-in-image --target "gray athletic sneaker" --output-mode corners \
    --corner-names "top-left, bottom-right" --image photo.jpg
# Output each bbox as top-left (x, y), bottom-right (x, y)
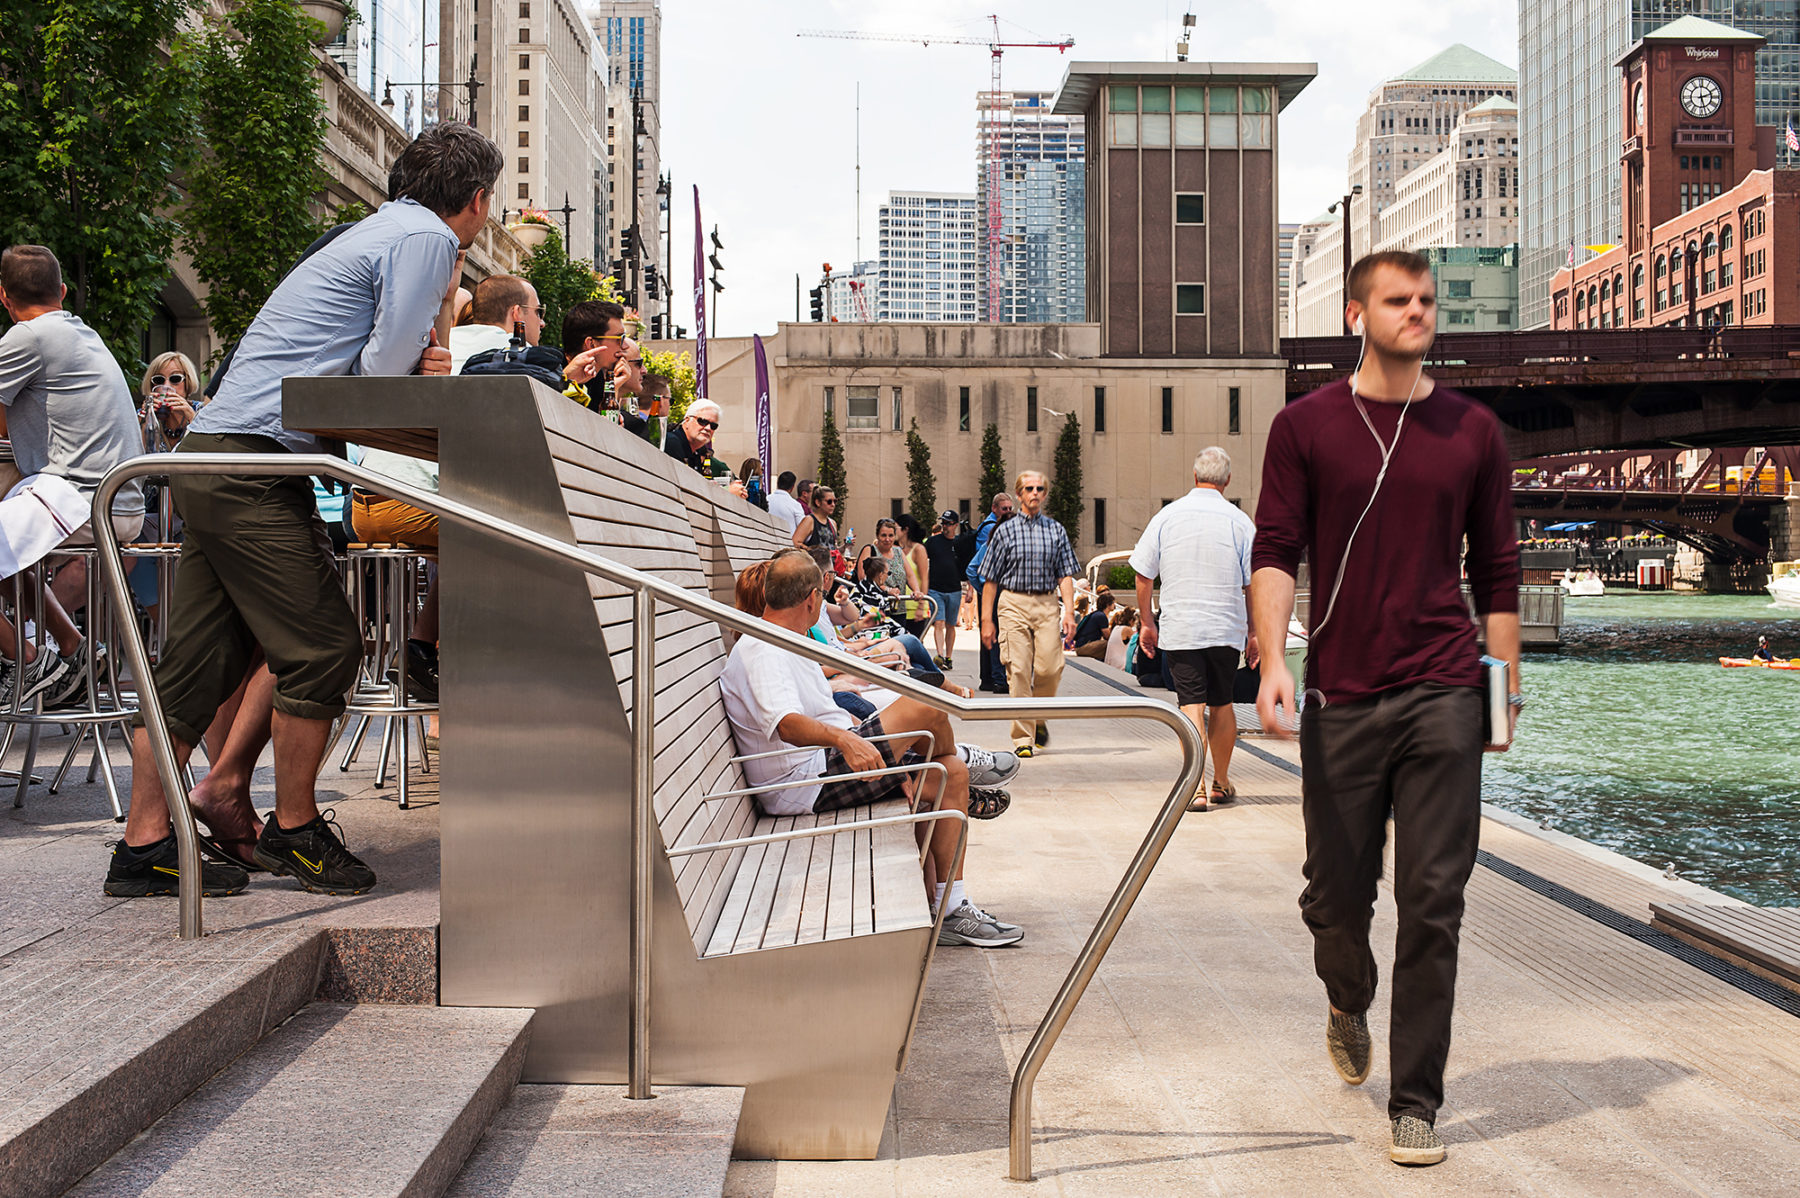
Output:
top-left (963, 900), bottom-right (1022, 936)
top-left (1390, 1115), bottom-right (1445, 1166)
top-left (0, 648), bottom-right (68, 705)
top-left (959, 743), bottom-right (1020, 787)
top-left (936, 900), bottom-right (1024, 947)
top-left (1327, 1009), bottom-right (1371, 1085)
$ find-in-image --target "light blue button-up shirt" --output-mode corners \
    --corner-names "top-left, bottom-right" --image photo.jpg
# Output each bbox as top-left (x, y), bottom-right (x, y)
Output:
top-left (190, 199), bottom-right (459, 452)
top-left (1128, 486), bottom-right (1256, 651)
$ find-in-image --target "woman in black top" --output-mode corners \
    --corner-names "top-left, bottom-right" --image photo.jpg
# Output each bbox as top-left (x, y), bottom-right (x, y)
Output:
top-left (792, 486), bottom-right (842, 574)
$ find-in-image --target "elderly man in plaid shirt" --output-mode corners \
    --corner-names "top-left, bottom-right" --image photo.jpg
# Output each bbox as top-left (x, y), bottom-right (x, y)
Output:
top-left (979, 470), bottom-right (1079, 756)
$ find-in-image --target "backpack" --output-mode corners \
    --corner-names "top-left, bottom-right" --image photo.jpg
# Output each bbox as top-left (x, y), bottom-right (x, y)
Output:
top-left (965, 515), bottom-right (997, 587)
top-left (460, 342), bottom-right (568, 390)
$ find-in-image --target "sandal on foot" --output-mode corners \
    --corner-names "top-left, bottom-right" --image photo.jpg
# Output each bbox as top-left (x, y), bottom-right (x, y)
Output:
top-left (1186, 792), bottom-right (1210, 813)
top-left (195, 828), bottom-right (269, 872)
top-left (968, 787), bottom-right (1011, 820)
top-left (1210, 781), bottom-right (1238, 805)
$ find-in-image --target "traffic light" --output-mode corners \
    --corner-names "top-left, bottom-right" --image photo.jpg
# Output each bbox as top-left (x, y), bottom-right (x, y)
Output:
top-left (808, 287), bottom-right (824, 322)
top-left (645, 267), bottom-right (659, 300)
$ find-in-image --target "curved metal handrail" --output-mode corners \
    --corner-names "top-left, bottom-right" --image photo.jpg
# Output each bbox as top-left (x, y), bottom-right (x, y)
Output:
top-left (89, 451), bottom-right (1204, 1181)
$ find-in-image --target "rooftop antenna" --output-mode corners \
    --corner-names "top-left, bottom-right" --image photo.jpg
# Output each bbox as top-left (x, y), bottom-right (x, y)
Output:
top-left (855, 82), bottom-right (862, 263)
top-left (1176, 9), bottom-right (1196, 61)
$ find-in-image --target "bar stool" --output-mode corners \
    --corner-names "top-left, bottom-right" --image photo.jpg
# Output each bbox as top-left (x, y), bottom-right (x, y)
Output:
top-left (338, 543), bottom-right (436, 808)
top-left (0, 547), bottom-right (137, 820)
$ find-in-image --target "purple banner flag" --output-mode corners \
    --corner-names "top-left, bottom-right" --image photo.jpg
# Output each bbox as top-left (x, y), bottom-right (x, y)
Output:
top-left (753, 333), bottom-right (771, 478)
top-left (693, 185), bottom-right (708, 397)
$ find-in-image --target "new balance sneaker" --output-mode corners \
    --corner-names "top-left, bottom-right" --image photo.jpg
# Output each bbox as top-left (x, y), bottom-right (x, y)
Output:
top-left (1390, 1116), bottom-right (1445, 1166)
top-left (963, 900), bottom-right (1022, 936)
top-left (252, 809), bottom-right (378, 895)
top-left (958, 743), bottom-right (1020, 788)
top-left (0, 648), bottom-right (68, 706)
top-left (104, 834), bottom-right (249, 897)
top-left (43, 639), bottom-right (93, 709)
top-left (1327, 1009), bottom-right (1372, 1085)
top-left (936, 900), bottom-right (1024, 947)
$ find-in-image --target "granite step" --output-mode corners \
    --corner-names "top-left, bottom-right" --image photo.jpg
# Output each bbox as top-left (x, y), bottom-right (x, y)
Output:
top-left (66, 1002), bottom-right (535, 1197)
top-left (0, 926), bottom-right (326, 1198)
top-left (446, 1083), bottom-right (745, 1197)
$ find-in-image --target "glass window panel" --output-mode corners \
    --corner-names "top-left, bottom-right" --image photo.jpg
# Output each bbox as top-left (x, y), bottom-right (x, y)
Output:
top-left (1174, 114), bottom-right (1205, 145)
top-left (1208, 115), bottom-right (1238, 146)
top-left (1174, 85), bottom-right (1205, 113)
top-left (1175, 193), bottom-right (1205, 224)
top-left (1241, 114), bottom-right (1271, 148)
top-left (847, 384), bottom-right (879, 430)
top-left (1111, 114), bottom-right (1137, 145)
top-left (1141, 86), bottom-right (1170, 112)
top-left (1242, 86), bottom-right (1271, 113)
top-left (1109, 86), bottom-right (1137, 113)
top-left (1208, 87), bottom-right (1237, 113)
top-left (1176, 284), bottom-right (1205, 314)
top-left (1141, 113), bottom-right (1171, 146)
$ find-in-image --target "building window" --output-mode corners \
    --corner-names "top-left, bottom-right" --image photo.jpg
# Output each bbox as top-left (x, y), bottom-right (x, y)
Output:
top-left (517, 157), bottom-right (529, 174)
top-left (1721, 224), bottom-right (1733, 251)
top-left (1161, 387), bottom-right (1174, 434)
top-left (1094, 498), bottom-right (1107, 545)
top-left (1228, 386), bottom-right (1241, 436)
top-left (1094, 386), bottom-right (1106, 433)
top-left (959, 499), bottom-right (972, 524)
top-left (519, 53), bottom-right (529, 68)
top-left (1175, 284), bottom-right (1205, 315)
top-left (1634, 297), bottom-right (1645, 320)
top-left (1446, 279), bottom-right (1472, 299)
top-left (1110, 85), bottom-right (1137, 145)
top-left (517, 182), bottom-right (529, 199)
top-left (823, 386), bottom-right (834, 421)
top-left (1175, 193), bottom-right (1205, 224)
top-left (518, 79), bottom-right (528, 95)
top-left (958, 386), bottom-right (970, 432)
top-left (847, 385), bottom-right (879, 430)
top-left (519, 105), bottom-right (529, 120)
top-left (1027, 386), bottom-right (1038, 433)
top-left (518, 131), bottom-right (529, 147)
top-left (892, 387), bottom-right (903, 431)
top-left (518, 0), bottom-right (528, 13)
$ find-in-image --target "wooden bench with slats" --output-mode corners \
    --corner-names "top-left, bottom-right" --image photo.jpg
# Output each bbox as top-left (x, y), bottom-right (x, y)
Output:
top-left (1649, 902), bottom-right (1800, 996)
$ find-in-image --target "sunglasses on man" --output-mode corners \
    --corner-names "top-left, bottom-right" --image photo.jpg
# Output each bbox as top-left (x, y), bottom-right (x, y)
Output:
top-left (691, 417), bottom-right (719, 431)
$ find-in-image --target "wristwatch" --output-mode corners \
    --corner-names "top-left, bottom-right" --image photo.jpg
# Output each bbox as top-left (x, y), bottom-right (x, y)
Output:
top-left (1507, 692), bottom-right (1527, 710)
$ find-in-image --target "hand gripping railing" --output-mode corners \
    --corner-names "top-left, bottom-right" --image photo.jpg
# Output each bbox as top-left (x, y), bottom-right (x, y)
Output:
top-left (89, 452), bottom-right (1203, 1182)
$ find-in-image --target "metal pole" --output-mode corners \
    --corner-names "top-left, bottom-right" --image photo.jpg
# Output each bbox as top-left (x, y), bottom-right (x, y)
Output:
top-left (628, 587), bottom-right (656, 1098)
top-left (1340, 191), bottom-right (1352, 334)
top-left (90, 475), bottom-right (202, 938)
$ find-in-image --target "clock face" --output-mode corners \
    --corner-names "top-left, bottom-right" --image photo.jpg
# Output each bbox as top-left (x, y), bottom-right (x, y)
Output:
top-left (1681, 75), bottom-right (1723, 119)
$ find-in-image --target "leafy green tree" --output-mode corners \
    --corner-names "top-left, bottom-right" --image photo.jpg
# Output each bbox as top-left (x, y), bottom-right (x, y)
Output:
top-left (978, 422), bottom-right (1007, 512)
top-left (818, 406), bottom-right (847, 505)
top-left (521, 227), bottom-right (609, 351)
top-left (905, 418), bottom-right (936, 528)
top-left (0, 0), bottom-right (200, 370)
top-left (1048, 412), bottom-right (1083, 544)
top-left (183, 0), bottom-right (330, 356)
top-left (641, 347), bottom-right (696, 423)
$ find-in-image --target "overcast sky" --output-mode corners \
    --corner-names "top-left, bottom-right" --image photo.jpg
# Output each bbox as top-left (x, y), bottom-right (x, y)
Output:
top-left (657, 0), bottom-right (1517, 337)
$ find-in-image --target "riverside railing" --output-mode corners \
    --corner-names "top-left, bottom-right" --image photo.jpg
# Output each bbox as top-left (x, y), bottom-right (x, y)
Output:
top-left (90, 453), bottom-right (1205, 1182)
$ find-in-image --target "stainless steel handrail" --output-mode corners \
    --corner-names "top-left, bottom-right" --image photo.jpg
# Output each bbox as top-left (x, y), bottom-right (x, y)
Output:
top-left (90, 452), bottom-right (1204, 1180)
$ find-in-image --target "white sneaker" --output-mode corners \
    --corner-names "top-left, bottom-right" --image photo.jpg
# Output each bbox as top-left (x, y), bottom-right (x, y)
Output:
top-left (958, 743), bottom-right (1020, 787)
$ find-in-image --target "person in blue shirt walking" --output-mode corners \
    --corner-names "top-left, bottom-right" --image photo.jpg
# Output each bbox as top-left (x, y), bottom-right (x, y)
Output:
top-left (965, 490), bottom-right (1014, 693)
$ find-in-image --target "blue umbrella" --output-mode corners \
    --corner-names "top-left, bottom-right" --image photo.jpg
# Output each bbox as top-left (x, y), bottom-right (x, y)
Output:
top-left (1543, 521), bottom-right (1596, 532)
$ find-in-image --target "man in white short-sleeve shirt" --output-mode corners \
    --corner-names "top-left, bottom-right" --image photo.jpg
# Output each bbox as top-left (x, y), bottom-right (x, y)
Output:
top-left (1129, 446), bottom-right (1257, 811)
top-left (719, 550), bottom-right (1025, 948)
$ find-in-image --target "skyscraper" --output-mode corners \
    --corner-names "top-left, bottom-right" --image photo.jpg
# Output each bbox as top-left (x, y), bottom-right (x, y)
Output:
top-left (1519, 0), bottom-right (1800, 327)
top-left (876, 191), bottom-right (981, 322)
top-left (592, 2), bottom-right (663, 324)
top-left (976, 91), bottom-right (1086, 323)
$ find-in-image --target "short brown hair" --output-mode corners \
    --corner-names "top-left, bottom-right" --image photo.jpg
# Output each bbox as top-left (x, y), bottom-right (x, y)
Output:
top-left (765, 551), bottom-right (823, 611)
top-left (469, 274), bottom-right (532, 326)
top-left (389, 121), bottom-right (503, 218)
top-left (1, 246), bottom-right (62, 308)
top-left (1347, 250), bottom-right (1431, 305)
top-left (562, 299), bottom-right (624, 352)
top-left (641, 371), bottom-right (672, 395)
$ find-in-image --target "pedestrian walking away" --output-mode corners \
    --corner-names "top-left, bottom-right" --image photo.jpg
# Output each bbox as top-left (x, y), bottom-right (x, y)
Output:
top-left (978, 471), bottom-right (1078, 755)
top-left (965, 491), bottom-right (1015, 693)
top-left (1250, 250), bottom-right (1523, 1167)
top-left (1128, 446), bottom-right (1256, 812)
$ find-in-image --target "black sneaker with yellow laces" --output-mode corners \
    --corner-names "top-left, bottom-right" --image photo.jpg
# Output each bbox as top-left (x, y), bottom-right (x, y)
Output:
top-left (252, 809), bottom-right (378, 895)
top-left (104, 834), bottom-right (249, 897)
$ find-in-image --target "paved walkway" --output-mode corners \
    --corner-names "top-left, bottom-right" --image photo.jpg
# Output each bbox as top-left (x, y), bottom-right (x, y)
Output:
top-left (727, 638), bottom-right (1800, 1196)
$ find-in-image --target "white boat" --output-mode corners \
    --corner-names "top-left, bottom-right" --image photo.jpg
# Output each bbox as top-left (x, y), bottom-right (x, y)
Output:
top-left (1559, 568), bottom-right (1605, 597)
top-left (1769, 561), bottom-right (1800, 609)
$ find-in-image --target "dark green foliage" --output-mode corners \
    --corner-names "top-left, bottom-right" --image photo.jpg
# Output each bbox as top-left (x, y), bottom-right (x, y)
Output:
top-left (1106, 563), bottom-right (1137, 591)
top-left (817, 406), bottom-right (847, 504)
top-left (978, 422), bottom-right (1006, 512)
top-left (520, 227), bottom-right (603, 352)
top-left (184, 0), bottom-right (331, 357)
top-left (905, 418), bottom-right (936, 528)
top-left (0, 0), bottom-right (201, 371)
top-left (1048, 411), bottom-right (1083, 543)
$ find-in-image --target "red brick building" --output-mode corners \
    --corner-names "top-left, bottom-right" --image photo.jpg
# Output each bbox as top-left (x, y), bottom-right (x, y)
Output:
top-left (1551, 15), bottom-right (1798, 330)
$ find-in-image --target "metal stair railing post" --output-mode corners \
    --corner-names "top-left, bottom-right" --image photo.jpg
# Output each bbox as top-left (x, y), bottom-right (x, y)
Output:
top-left (89, 452), bottom-right (1203, 1174)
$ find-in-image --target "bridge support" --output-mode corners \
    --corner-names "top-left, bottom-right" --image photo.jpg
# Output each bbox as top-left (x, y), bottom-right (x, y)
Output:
top-left (1769, 497), bottom-right (1800, 566)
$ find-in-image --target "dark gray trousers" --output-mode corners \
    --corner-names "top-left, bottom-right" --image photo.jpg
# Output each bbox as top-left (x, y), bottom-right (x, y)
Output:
top-left (1298, 682), bottom-right (1483, 1123)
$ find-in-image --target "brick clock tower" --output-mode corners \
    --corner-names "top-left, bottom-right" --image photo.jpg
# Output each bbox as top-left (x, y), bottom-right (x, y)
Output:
top-left (1620, 16), bottom-right (1763, 256)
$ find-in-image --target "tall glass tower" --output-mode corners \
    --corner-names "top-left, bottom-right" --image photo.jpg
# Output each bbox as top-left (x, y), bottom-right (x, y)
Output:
top-left (976, 91), bottom-right (1087, 323)
top-left (1519, 0), bottom-right (1800, 328)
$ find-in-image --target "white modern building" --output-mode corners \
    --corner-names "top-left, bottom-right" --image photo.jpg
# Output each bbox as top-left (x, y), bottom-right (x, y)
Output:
top-left (876, 191), bottom-right (981, 322)
top-left (1289, 210), bottom-right (1347, 336)
top-left (976, 90), bottom-right (1086, 323)
top-left (1276, 221), bottom-right (1299, 336)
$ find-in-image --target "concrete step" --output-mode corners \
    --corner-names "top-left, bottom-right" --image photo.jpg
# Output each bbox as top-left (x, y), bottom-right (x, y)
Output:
top-left (66, 1002), bottom-right (534, 1197)
top-left (447, 1084), bottom-right (745, 1197)
top-left (0, 926), bottom-right (325, 1198)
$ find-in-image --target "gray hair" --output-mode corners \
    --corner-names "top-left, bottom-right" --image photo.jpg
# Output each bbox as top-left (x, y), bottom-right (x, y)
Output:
top-left (688, 399), bottom-right (722, 423)
top-left (1193, 446), bottom-right (1232, 487)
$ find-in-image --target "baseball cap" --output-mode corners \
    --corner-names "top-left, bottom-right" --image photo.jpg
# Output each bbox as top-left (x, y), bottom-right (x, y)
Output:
top-left (939, 510), bottom-right (960, 524)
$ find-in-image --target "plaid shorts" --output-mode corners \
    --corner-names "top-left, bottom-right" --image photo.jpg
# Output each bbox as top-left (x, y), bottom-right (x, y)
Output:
top-left (815, 714), bottom-right (924, 812)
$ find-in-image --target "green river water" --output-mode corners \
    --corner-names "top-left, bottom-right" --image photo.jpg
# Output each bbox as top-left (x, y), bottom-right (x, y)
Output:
top-left (1482, 591), bottom-right (1800, 906)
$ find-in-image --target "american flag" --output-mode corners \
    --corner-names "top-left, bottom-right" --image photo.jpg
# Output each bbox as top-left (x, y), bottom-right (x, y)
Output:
top-left (1787, 121), bottom-right (1799, 153)
top-left (1566, 244), bottom-right (1575, 268)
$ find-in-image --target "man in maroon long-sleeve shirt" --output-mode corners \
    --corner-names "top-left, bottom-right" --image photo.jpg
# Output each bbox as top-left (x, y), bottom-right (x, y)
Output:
top-left (1250, 251), bottom-right (1522, 1167)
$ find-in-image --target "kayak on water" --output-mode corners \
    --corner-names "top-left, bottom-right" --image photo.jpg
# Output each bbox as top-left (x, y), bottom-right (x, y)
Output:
top-left (1718, 657), bottom-right (1800, 670)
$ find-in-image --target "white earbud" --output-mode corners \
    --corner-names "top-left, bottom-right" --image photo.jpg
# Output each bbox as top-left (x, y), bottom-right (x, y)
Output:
top-left (1353, 316), bottom-right (1366, 336)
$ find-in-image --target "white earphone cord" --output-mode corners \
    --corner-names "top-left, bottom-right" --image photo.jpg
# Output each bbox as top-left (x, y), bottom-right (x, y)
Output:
top-left (1309, 328), bottom-right (1423, 641)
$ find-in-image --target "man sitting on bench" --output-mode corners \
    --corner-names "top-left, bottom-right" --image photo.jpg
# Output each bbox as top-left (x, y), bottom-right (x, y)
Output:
top-left (721, 550), bottom-right (1025, 949)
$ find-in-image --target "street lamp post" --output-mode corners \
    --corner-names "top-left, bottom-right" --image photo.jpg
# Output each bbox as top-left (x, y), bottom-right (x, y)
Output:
top-left (381, 56), bottom-right (483, 125)
top-left (557, 193), bottom-right (576, 248)
top-left (1326, 183), bottom-right (1364, 334)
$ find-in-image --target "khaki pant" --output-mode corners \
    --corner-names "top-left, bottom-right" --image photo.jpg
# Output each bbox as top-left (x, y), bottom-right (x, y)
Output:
top-left (997, 590), bottom-right (1064, 747)
top-left (352, 493), bottom-right (439, 548)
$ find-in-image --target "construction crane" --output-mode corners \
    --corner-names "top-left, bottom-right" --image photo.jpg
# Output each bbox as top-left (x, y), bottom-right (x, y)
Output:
top-left (799, 16), bottom-right (1075, 323)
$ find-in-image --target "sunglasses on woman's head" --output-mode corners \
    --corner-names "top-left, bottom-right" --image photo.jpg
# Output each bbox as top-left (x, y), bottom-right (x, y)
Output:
top-left (150, 373), bottom-right (185, 388)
